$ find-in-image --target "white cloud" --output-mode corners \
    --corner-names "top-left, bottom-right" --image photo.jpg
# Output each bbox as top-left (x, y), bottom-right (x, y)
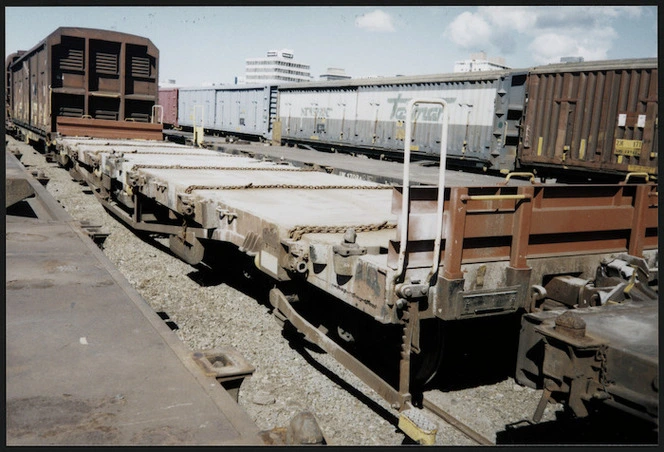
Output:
top-left (444, 11), bottom-right (492, 49)
top-left (355, 10), bottom-right (395, 32)
top-left (444, 6), bottom-right (646, 65)
top-left (529, 27), bottom-right (618, 64)
top-left (476, 6), bottom-right (536, 33)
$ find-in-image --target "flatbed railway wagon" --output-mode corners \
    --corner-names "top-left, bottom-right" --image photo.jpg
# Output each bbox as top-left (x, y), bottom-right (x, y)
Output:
top-left (6, 27), bottom-right (162, 146)
top-left (52, 98), bottom-right (658, 442)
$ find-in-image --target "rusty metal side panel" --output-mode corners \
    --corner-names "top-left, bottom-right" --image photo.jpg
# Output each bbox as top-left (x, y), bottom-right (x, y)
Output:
top-left (28, 44), bottom-right (51, 133)
top-left (520, 59), bottom-right (658, 176)
top-left (158, 87), bottom-right (179, 127)
top-left (389, 183), bottom-right (658, 272)
top-left (56, 117), bottom-right (163, 140)
top-left (10, 50), bottom-right (34, 129)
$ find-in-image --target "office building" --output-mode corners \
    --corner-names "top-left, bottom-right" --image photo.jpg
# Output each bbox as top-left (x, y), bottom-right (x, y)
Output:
top-left (245, 49), bottom-right (312, 84)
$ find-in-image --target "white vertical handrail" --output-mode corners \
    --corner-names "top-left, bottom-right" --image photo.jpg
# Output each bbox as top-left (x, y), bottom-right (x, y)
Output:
top-left (193, 105), bottom-right (204, 146)
top-left (151, 104), bottom-right (163, 124)
top-left (394, 98), bottom-right (449, 285)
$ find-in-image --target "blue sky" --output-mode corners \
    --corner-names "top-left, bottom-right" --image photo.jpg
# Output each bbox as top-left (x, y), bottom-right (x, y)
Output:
top-left (5, 5), bottom-right (658, 86)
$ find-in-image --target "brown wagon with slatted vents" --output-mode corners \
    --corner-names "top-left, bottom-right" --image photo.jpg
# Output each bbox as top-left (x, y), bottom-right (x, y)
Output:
top-left (518, 58), bottom-right (657, 180)
top-left (6, 27), bottom-right (163, 145)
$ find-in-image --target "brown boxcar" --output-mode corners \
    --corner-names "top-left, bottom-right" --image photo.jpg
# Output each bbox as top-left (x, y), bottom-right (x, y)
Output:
top-left (158, 86), bottom-right (179, 128)
top-left (7, 27), bottom-right (162, 142)
top-left (519, 58), bottom-right (658, 179)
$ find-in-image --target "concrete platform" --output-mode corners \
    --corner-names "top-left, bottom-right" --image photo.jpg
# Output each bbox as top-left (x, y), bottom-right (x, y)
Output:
top-left (5, 151), bottom-right (263, 446)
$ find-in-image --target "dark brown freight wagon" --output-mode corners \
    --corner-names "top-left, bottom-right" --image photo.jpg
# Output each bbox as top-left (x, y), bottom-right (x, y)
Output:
top-left (519, 58), bottom-right (657, 180)
top-left (7, 27), bottom-right (162, 143)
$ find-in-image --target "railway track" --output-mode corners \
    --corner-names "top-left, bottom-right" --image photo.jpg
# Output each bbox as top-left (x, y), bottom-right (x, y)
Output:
top-left (422, 395), bottom-right (495, 445)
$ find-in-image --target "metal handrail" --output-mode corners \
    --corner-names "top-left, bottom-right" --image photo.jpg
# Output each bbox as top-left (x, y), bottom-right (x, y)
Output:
top-left (623, 172), bottom-right (651, 183)
top-left (461, 194), bottom-right (531, 202)
top-left (151, 104), bottom-right (163, 124)
top-left (501, 172), bottom-right (536, 185)
top-left (193, 105), bottom-right (205, 147)
top-left (394, 98), bottom-right (449, 285)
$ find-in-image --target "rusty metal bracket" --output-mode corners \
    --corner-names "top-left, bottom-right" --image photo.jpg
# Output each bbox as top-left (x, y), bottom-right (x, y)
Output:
top-left (395, 282), bottom-right (429, 300)
top-left (177, 193), bottom-right (196, 216)
top-left (78, 220), bottom-right (110, 248)
top-left (281, 241), bottom-right (310, 275)
top-left (217, 207), bottom-right (238, 224)
top-left (192, 347), bottom-right (255, 402)
top-left (332, 228), bottom-right (367, 277)
top-left (529, 285), bottom-right (547, 312)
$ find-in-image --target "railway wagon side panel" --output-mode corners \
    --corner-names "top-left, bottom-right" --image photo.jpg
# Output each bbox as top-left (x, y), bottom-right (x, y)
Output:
top-left (159, 87), bottom-right (179, 127)
top-left (50, 34), bottom-right (86, 125)
top-left (9, 54), bottom-right (30, 128)
top-left (8, 43), bottom-right (50, 133)
top-left (123, 41), bottom-right (159, 122)
top-left (213, 85), bottom-right (274, 139)
top-left (5, 52), bottom-right (25, 122)
top-left (177, 88), bottom-right (215, 130)
top-left (29, 44), bottom-right (50, 132)
top-left (278, 88), bottom-right (359, 146)
top-left (519, 58), bottom-right (658, 177)
top-left (354, 81), bottom-right (505, 163)
top-left (277, 73), bottom-right (526, 171)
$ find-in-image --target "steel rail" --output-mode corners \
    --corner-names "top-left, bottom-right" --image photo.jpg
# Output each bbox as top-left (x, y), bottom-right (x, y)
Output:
top-left (421, 396), bottom-right (495, 445)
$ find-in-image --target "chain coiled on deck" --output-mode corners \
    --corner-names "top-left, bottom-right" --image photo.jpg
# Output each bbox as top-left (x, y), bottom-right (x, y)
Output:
top-left (288, 221), bottom-right (396, 240)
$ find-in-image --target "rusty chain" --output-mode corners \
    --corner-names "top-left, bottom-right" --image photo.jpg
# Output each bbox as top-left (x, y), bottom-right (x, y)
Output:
top-left (74, 149), bottom-right (248, 157)
top-left (184, 183), bottom-right (391, 194)
top-left (288, 221), bottom-right (396, 240)
top-left (596, 344), bottom-right (611, 388)
top-left (133, 164), bottom-right (304, 171)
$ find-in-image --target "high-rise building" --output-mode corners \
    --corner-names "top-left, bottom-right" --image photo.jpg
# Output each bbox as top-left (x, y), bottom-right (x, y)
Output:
top-left (319, 67), bottom-right (351, 81)
top-left (453, 52), bottom-right (510, 73)
top-left (244, 49), bottom-right (312, 84)
top-left (560, 56), bottom-right (585, 63)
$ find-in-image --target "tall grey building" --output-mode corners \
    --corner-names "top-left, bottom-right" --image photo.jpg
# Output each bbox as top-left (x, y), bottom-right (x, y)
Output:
top-left (245, 49), bottom-right (312, 84)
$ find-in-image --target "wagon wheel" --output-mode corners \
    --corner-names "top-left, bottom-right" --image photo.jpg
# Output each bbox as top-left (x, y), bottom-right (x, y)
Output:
top-left (410, 318), bottom-right (445, 389)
